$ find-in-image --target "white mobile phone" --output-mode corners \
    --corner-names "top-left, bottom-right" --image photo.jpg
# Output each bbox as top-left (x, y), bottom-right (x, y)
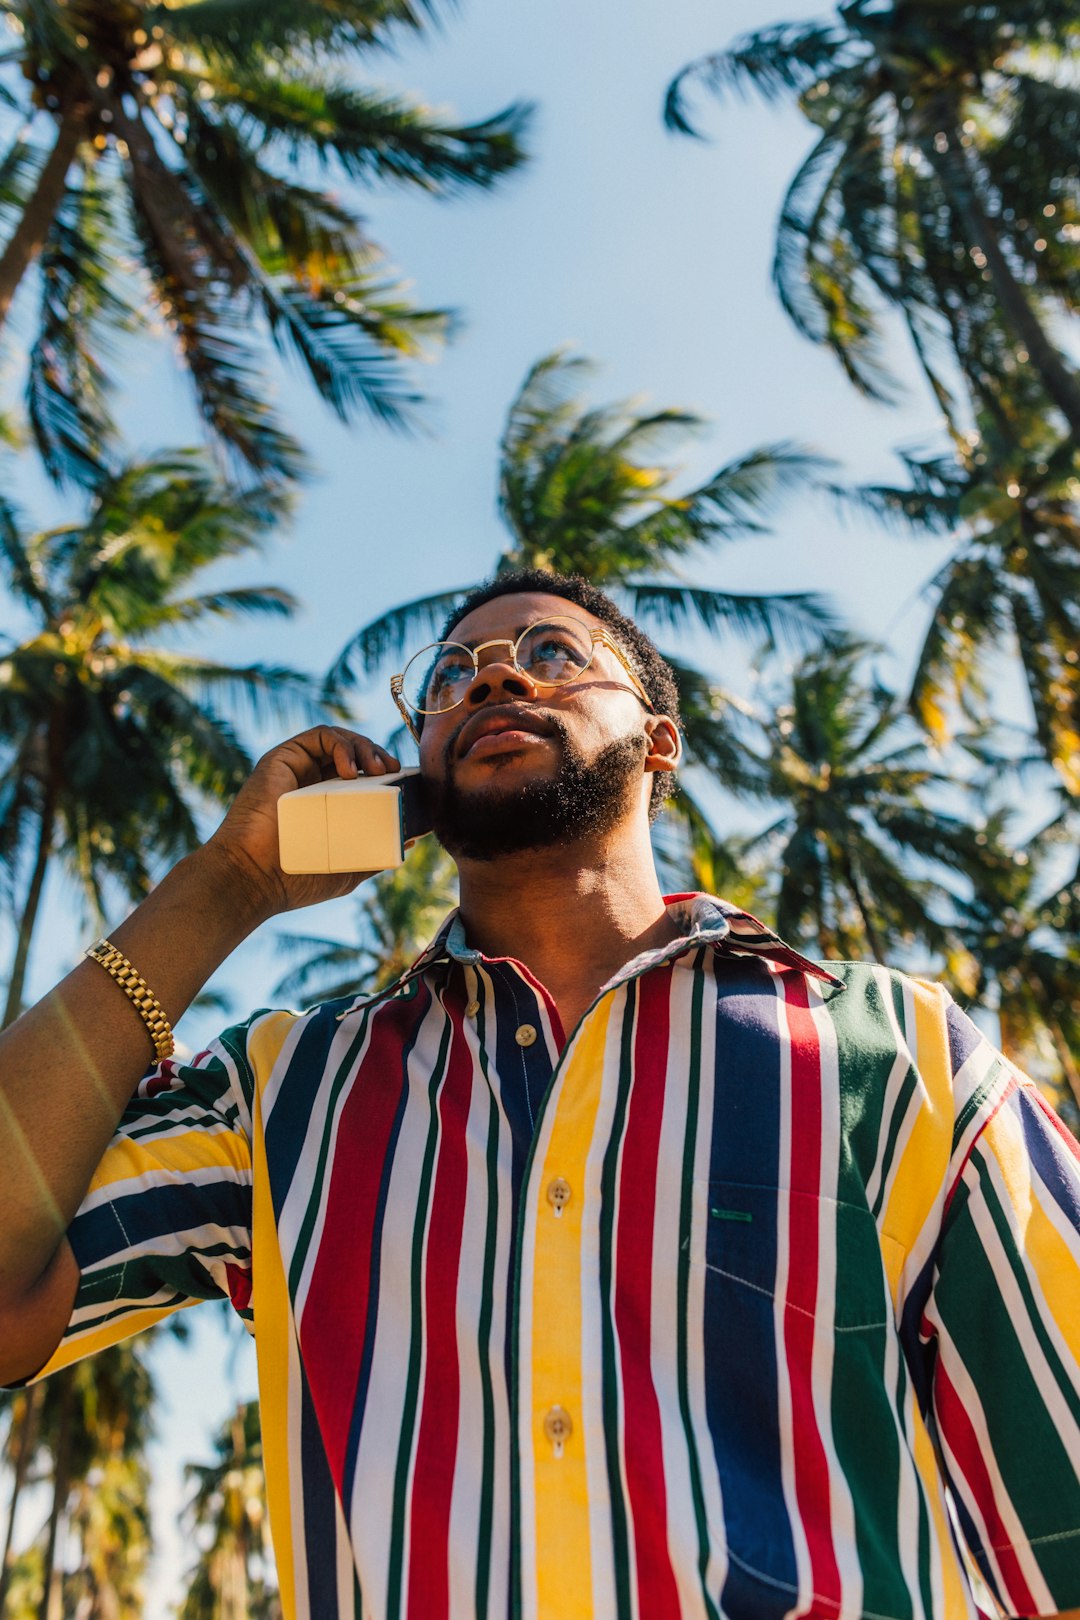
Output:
top-left (277, 768), bottom-right (431, 874)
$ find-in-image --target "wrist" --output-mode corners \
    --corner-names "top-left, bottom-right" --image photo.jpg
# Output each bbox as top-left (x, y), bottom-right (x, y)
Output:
top-left (182, 838), bottom-right (284, 934)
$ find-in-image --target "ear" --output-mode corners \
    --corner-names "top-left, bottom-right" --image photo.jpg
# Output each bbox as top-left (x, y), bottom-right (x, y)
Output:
top-left (643, 714), bottom-right (682, 773)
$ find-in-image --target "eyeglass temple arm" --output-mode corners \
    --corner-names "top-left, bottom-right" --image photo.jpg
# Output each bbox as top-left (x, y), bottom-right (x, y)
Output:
top-left (390, 675), bottom-right (422, 745)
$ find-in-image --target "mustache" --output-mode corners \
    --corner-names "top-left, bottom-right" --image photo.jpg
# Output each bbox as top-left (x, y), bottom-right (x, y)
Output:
top-left (444, 704), bottom-right (566, 769)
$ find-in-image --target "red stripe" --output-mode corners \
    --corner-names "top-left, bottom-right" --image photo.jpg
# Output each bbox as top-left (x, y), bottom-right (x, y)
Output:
top-left (614, 969), bottom-right (681, 1616)
top-left (406, 983), bottom-right (473, 1620)
top-left (944, 1076), bottom-right (1018, 1217)
top-left (1032, 1084), bottom-right (1080, 1162)
top-left (298, 988), bottom-right (431, 1487)
top-left (935, 1361), bottom-right (1038, 1612)
top-left (780, 973), bottom-right (842, 1615)
top-left (224, 1262), bottom-right (252, 1313)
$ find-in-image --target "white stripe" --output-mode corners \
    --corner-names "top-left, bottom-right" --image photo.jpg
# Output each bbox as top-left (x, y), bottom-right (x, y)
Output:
top-left (347, 989), bottom-right (451, 1615)
top-left (803, 977), bottom-right (863, 1620)
top-left (932, 1317), bottom-right (1054, 1613)
top-left (772, 974), bottom-right (813, 1617)
top-left (581, 992), bottom-right (623, 1620)
top-left (654, 956), bottom-right (722, 1618)
top-left (683, 953), bottom-right (729, 1609)
top-left (284, 1007), bottom-right (381, 1321)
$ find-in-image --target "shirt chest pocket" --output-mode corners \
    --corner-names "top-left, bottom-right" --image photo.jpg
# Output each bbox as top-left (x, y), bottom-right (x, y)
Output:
top-left (690, 1179), bottom-right (891, 1333)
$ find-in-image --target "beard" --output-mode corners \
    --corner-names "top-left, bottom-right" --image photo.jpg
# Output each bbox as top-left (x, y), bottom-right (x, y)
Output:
top-left (425, 720), bottom-right (648, 862)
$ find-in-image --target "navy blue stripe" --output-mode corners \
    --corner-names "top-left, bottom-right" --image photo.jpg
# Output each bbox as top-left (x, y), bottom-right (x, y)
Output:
top-left (69, 1177), bottom-right (251, 1267)
top-left (488, 962), bottom-right (553, 1398)
top-left (897, 1247), bottom-right (937, 1416)
top-left (299, 1359), bottom-right (344, 1616)
top-left (944, 1000), bottom-right (984, 1078)
top-left (263, 1001), bottom-right (348, 1220)
top-left (704, 956), bottom-right (798, 1616)
top-left (341, 977), bottom-right (429, 1520)
top-left (1018, 1086), bottom-right (1080, 1228)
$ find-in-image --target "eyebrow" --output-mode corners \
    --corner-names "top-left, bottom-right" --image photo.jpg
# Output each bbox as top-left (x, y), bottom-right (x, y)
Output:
top-left (450, 618), bottom-right (593, 651)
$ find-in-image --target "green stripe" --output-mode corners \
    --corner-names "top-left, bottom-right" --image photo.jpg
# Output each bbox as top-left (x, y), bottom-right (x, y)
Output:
top-left (286, 1000), bottom-right (381, 1295)
top-left (473, 991), bottom-right (501, 1620)
top-left (951, 1063), bottom-right (1007, 1156)
top-left (937, 1155), bottom-right (1080, 1539)
top-left (680, 956), bottom-right (721, 1620)
top-left (598, 982), bottom-right (636, 1620)
top-left (385, 1013), bottom-right (453, 1620)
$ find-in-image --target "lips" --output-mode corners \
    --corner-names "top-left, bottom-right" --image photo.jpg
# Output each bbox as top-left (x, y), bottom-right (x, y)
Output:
top-left (456, 706), bottom-right (554, 760)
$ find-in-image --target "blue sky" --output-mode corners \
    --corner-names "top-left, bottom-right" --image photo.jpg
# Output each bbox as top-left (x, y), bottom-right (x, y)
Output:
top-left (0, 0), bottom-right (996, 1605)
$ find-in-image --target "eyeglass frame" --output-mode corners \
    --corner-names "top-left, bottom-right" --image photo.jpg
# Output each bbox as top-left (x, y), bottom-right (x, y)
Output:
top-left (390, 616), bottom-right (656, 745)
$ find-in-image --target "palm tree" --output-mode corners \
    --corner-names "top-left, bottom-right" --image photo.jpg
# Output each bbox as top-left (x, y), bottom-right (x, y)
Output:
top-left (692, 640), bottom-right (1001, 963)
top-left (329, 350), bottom-right (835, 770)
top-left (179, 1400), bottom-right (279, 1620)
top-left (948, 812), bottom-right (1080, 1115)
top-left (0, 0), bottom-right (530, 485)
top-left (274, 834), bottom-right (458, 1004)
top-left (0, 1384), bottom-right (42, 1613)
top-left (0, 448), bottom-right (329, 1023)
top-left (666, 3), bottom-right (1080, 442)
top-left (0, 1341), bottom-right (158, 1620)
top-left (843, 405), bottom-right (1080, 793)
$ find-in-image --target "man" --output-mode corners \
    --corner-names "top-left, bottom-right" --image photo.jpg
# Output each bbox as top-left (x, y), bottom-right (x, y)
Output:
top-left (1, 570), bottom-right (1079, 1620)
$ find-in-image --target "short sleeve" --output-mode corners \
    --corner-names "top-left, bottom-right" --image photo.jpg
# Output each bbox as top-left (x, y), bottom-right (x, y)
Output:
top-left (30, 1020), bottom-right (259, 1382)
top-left (925, 1001), bottom-right (1080, 1615)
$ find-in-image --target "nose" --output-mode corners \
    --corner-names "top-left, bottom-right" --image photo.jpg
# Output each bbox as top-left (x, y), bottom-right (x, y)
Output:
top-left (463, 645), bottom-right (540, 708)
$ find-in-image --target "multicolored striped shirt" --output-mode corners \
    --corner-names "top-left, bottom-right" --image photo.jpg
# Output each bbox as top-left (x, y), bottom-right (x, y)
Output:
top-left (36, 895), bottom-right (1080, 1620)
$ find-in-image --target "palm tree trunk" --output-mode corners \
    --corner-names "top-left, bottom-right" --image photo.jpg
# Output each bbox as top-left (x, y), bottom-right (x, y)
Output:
top-left (1048, 1017), bottom-right (1080, 1111)
top-left (0, 1384), bottom-right (42, 1612)
top-left (0, 110), bottom-right (86, 334)
top-left (841, 857), bottom-right (885, 964)
top-left (926, 134), bottom-right (1080, 442)
top-left (37, 1367), bottom-right (74, 1620)
top-left (3, 794), bottom-right (56, 1029)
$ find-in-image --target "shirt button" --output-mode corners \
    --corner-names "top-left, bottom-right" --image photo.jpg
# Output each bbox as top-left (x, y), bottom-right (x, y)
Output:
top-left (515, 1023), bottom-right (537, 1047)
top-left (543, 1405), bottom-right (572, 1457)
top-left (546, 1177), bottom-right (572, 1217)
top-left (465, 1000), bottom-right (480, 1017)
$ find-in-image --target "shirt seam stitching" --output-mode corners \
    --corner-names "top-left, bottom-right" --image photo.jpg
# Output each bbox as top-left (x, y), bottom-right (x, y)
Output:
top-left (725, 1547), bottom-right (903, 1619)
top-left (699, 1260), bottom-right (887, 1331)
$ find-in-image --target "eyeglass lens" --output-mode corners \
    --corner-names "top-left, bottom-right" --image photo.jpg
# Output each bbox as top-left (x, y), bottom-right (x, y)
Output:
top-left (401, 619), bottom-right (596, 713)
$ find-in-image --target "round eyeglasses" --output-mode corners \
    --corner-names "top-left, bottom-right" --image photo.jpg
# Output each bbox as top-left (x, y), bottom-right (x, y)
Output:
top-left (390, 616), bottom-right (653, 741)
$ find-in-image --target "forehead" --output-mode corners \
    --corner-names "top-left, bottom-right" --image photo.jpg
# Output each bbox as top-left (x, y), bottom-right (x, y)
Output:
top-left (446, 591), bottom-right (603, 648)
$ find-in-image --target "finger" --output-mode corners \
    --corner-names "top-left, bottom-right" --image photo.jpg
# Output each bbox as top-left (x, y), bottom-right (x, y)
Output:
top-left (360, 739), bottom-right (401, 775)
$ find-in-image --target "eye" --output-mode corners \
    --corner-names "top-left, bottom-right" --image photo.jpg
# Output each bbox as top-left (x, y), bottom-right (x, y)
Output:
top-left (430, 653), bottom-right (473, 692)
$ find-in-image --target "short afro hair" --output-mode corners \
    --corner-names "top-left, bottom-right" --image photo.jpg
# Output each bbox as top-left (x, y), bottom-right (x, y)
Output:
top-left (434, 568), bottom-right (681, 820)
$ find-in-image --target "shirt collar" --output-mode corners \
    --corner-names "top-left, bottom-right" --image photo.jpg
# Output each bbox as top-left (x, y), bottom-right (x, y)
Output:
top-left (335, 893), bottom-right (842, 1019)
top-left (439, 892), bottom-right (843, 987)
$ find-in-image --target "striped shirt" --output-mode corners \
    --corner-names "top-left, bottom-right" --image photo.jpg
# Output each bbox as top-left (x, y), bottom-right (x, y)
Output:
top-left (36, 895), bottom-right (1080, 1620)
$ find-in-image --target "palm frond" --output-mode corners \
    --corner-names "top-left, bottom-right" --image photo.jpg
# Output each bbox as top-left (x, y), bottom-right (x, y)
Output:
top-left (26, 162), bottom-right (135, 488)
top-left (629, 582), bottom-right (837, 650)
top-left (258, 278), bottom-right (446, 431)
top-left (664, 23), bottom-right (849, 134)
top-left (328, 587), bottom-right (468, 687)
top-left (156, 0), bottom-right (449, 65)
top-left (0, 495), bottom-right (51, 613)
top-left (213, 73), bottom-right (531, 195)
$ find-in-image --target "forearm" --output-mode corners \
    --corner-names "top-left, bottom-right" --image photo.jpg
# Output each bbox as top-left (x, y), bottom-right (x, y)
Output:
top-left (0, 840), bottom-right (271, 1305)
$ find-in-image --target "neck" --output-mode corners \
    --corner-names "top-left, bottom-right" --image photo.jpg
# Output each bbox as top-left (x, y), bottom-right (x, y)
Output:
top-left (454, 821), bottom-right (679, 1022)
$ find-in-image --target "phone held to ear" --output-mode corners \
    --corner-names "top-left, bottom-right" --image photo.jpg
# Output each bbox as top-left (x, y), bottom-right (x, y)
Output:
top-left (277, 768), bottom-right (432, 874)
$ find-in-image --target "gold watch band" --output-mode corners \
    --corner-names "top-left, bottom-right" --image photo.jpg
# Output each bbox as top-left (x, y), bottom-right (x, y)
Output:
top-left (85, 938), bottom-right (175, 1062)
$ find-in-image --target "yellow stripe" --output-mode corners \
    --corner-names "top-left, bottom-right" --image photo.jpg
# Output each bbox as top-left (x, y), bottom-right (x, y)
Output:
top-left (984, 1105), bottom-right (1080, 1368)
top-left (87, 1123), bottom-right (250, 1192)
top-left (531, 997), bottom-right (614, 1620)
top-left (33, 1299), bottom-right (201, 1381)
top-left (910, 1403), bottom-right (970, 1618)
top-left (881, 980), bottom-right (953, 1301)
top-left (247, 1011), bottom-right (300, 1620)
